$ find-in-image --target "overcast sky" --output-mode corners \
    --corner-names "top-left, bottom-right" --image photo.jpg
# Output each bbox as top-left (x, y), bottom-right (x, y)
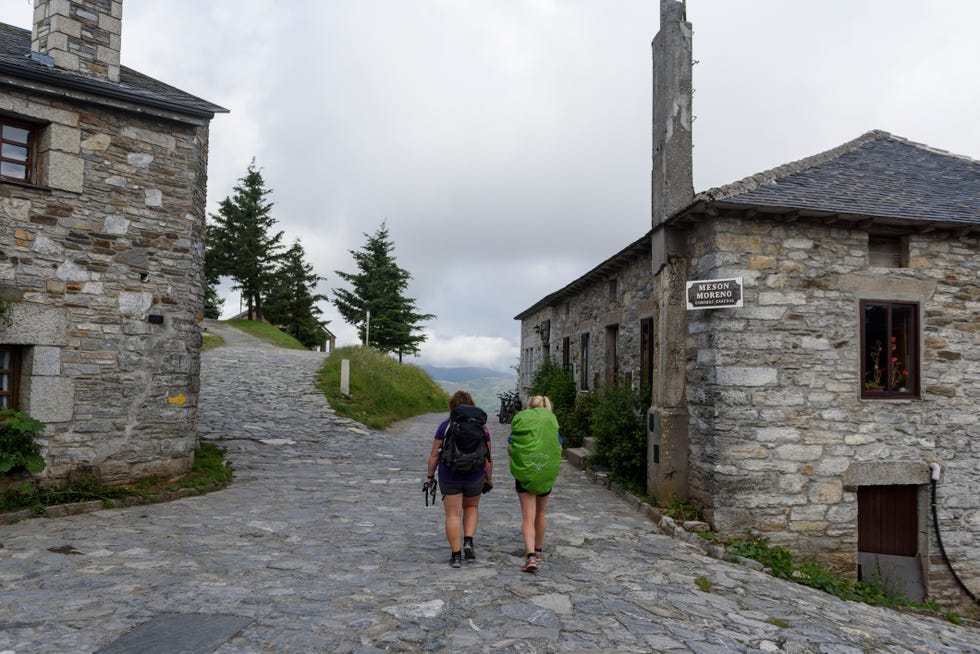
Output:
top-left (3, 1), bottom-right (978, 372)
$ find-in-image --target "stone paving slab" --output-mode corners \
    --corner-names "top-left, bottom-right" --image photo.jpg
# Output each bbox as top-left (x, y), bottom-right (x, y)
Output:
top-left (0, 323), bottom-right (977, 652)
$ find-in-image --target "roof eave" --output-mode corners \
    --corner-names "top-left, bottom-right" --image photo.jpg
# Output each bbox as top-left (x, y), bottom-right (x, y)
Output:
top-left (0, 61), bottom-right (228, 120)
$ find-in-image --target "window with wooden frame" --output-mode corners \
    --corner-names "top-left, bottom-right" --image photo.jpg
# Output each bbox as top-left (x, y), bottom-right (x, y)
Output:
top-left (0, 346), bottom-right (22, 409)
top-left (0, 119), bottom-right (36, 184)
top-left (861, 300), bottom-right (919, 398)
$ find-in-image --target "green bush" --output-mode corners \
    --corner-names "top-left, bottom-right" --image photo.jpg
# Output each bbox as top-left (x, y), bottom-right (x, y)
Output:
top-left (556, 391), bottom-right (596, 448)
top-left (528, 358), bottom-right (576, 412)
top-left (725, 533), bottom-right (795, 578)
top-left (528, 358), bottom-right (584, 446)
top-left (0, 408), bottom-right (46, 475)
top-left (588, 381), bottom-right (648, 488)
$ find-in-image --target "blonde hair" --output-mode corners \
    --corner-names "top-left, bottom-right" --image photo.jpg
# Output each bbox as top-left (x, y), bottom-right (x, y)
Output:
top-left (526, 395), bottom-right (552, 411)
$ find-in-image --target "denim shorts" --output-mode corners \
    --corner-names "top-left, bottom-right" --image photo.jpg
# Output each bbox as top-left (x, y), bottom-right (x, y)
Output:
top-left (439, 475), bottom-right (485, 498)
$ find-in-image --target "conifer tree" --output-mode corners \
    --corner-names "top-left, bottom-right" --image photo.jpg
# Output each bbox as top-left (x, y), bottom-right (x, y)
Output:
top-left (332, 222), bottom-right (434, 361)
top-left (206, 160), bottom-right (284, 320)
top-left (202, 224), bottom-right (224, 320)
top-left (263, 239), bottom-right (327, 348)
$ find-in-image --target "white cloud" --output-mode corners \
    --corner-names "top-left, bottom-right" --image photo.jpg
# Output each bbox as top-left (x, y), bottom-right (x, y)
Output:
top-left (3, 0), bottom-right (978, 371)
top-left (410, 332), bottom-right (518, 373)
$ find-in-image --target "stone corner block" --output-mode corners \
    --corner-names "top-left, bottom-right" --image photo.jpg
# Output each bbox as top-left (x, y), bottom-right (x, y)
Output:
top-left (24, 376), bottom-right (74, 423)
top-left (46, 150), bottom-right (84, 193)
top-left (0, 305), bottom-right (68, 345)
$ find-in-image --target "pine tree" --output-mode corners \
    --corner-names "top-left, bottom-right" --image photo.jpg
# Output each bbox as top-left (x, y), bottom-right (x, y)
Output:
top-left (263, 239), bottom-right (328, 349)
top-left (332, 222), bottom-right (434, 361)
top-left (202, 225), bottom-right (224, 320)
top-left (206, 160), bottom-right (284, 320)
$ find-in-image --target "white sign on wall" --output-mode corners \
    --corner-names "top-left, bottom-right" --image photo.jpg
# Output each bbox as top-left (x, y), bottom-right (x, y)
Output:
top-left (686, 277), bottom-right (743, 310)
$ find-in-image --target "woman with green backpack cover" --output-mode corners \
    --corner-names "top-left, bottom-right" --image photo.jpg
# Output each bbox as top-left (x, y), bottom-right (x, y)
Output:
top-left (507, 395), bottom-right (562, 573)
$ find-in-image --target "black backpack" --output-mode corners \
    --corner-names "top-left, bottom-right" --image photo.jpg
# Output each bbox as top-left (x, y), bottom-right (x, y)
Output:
top-left (439, 405), bottom-right (489, 474)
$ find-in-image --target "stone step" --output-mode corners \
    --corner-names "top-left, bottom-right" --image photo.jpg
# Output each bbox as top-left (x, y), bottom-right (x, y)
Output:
top-left (582, 436), bottom-right (596, 451)
top-left (565, 446), bottom-right (593, 469)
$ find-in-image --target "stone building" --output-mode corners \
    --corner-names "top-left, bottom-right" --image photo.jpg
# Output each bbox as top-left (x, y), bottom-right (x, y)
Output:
top-left (516, 0), bottom-right (979, 610)
top-left (0, 1), bottom-right (225, 487)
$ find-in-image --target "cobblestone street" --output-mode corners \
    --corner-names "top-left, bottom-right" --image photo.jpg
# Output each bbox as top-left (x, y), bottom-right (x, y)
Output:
top-left (0, 323), bottom-right (977, 653)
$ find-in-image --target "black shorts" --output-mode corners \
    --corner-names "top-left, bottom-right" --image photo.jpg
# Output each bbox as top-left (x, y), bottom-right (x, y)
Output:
top-left (439, 475), bottom-right (485, 498)
top-left (515, 478), bottom-right (552, 497)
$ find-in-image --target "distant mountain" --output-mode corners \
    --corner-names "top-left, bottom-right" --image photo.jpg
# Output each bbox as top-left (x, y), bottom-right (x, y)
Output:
top-left (419, 365), bottom-right (511, 382)
top-left (419, 364), bottom-right (517, 416)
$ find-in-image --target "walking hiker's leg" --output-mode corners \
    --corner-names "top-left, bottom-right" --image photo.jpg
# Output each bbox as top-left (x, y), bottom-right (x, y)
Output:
top-left (534, 494), bottom-right (550, 551)
top-left (444, 493), bottom-right (463, 553)
top-left (462, 495), bottom-right (480, 539)
top-left (519, 491), bottom-right (538, 555)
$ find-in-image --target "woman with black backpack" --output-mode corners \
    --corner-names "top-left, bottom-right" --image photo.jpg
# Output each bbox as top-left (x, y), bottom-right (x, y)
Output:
top-left (425, 390), bottom-right (493, 568)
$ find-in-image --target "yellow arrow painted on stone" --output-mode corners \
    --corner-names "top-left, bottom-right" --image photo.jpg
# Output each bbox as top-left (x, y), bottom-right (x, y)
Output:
top-left (167, 392), bottom-right (186, 405)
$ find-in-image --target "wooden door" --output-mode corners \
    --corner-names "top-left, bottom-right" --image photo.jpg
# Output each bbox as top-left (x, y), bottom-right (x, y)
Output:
top-left (858, 485), bottom-right (917, 556)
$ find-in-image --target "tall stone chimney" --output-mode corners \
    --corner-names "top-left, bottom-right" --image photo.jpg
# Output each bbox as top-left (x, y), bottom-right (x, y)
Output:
top-left (32, 0), bottom-right (123, 83)
top-left (651, 0), bottom-right (693, 225)
top-left (647, 0), bottom-right (692, 505)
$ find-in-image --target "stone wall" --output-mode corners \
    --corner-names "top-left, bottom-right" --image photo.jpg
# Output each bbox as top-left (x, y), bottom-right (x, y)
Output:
top-left (519, 244), bottom-right (654, 392)
top-left (0, 85), bottom-right (210, 485)
top-left (683, 216), bottom-right (979, 608)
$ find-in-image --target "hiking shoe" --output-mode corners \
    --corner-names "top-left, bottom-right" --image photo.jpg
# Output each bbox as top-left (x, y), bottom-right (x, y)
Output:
top-left (463, 542), bottom-right (476, 560)
top-left (450, 555), bottom-right (462, 569)
top-left (521, 554), bottom-right (538, 573)
top-left (534, 550), bottom-right (543, 566)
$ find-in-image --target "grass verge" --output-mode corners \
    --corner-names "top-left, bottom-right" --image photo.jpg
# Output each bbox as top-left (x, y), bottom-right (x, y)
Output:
top-left (0, 442), bottom-right (232, 520)
top-left (316, 345), bottom-right (449, 430)
top-left (699, 531), bottom-right (963, 623)
top-left (202, 330), bottom-right (224, 351)
top-left (225, 319), bottom-right (308, 350)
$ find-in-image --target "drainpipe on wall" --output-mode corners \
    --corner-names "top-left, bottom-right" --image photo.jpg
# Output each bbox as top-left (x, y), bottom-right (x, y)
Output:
top-left (929, 462), bottom-right (980, 606)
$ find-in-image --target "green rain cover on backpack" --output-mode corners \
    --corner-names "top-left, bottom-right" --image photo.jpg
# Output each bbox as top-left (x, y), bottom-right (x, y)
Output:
top-left (508, 407), bottom-right (561, 495)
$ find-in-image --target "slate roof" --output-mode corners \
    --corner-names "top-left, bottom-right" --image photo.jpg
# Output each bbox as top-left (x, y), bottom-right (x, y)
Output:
top-left (516, 131), bottom-right (979, 319)
top-left (0, 22), bottom-right (227, 119)
top-left (692, 130), bottom-right (980, 226)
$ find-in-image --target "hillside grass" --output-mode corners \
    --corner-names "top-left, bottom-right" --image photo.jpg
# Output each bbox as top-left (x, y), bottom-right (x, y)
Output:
top-left (225, 319), bottom-right (308, 350)
top-left (201, 330), bottom-right (224, 351)
top-left (316, 346), bottom-right (449, 430)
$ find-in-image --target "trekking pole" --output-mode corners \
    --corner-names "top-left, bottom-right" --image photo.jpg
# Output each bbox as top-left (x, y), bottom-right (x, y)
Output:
top-left (423, 479), bottom-right (437, 507)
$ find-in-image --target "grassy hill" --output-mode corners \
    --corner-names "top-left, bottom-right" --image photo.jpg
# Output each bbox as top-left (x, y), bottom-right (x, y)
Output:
top-left (419, 364), bottom-right (518, 418)
top-left (316, 346), bottom-right (449, 429)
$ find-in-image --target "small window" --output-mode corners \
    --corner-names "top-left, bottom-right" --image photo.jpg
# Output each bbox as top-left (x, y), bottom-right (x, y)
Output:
top-left (861, 301), bottom-right (918, 398)
top-left (0, 120), bottom-right (36, 184)
top-left (0, 346), bottom-right (22, 409)
top-left (869, 235), bottom-right (906, 268)
top-left (608, 278), bottom-right (618, 300)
